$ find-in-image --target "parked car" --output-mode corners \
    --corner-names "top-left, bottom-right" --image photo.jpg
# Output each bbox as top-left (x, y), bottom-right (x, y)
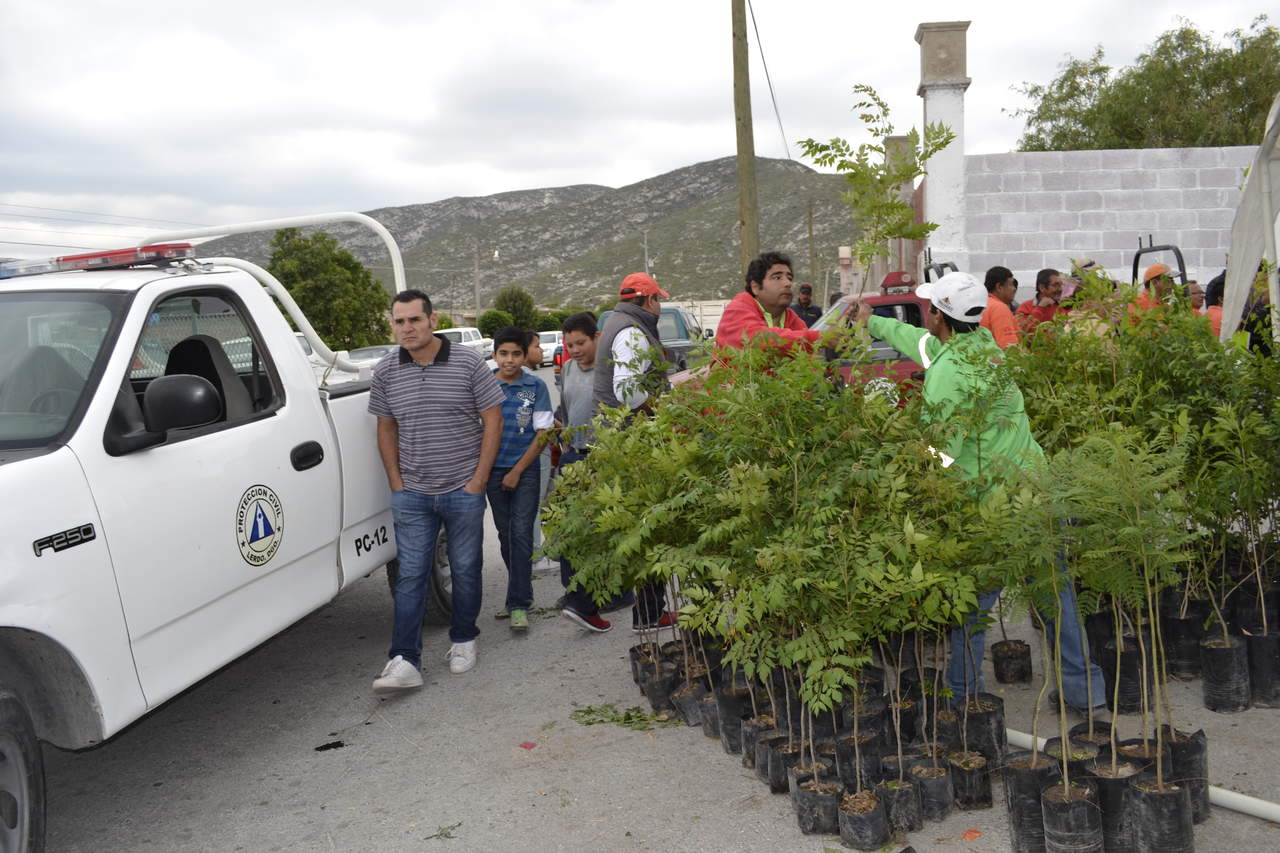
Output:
top-left (597, 305), bottom-right (708, 373)
top-left (538, 330), bottom-right (562, 366)
top-left (553, 342), bottom-right (565, 374)
top-left (438, 326), bottom-right (492, 358)
top-left (347, 343), bottom-right (399, 364)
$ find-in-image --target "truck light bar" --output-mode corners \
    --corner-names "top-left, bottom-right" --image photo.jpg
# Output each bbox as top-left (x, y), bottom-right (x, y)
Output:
top-left (0, 243), bottom-right (195, 280)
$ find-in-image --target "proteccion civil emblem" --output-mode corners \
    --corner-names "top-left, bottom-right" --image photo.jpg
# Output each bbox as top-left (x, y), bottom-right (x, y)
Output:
top-left (237, 484), bottom-right (284, 566)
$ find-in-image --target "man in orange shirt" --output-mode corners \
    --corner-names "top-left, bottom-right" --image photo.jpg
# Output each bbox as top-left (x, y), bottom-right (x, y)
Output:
top-left (980, 265), bottom-right (1019, 349)
top-left (1127, 262), bottom-right (1178, 322)
top-left (1204, 274), bottom-right (1225, 338)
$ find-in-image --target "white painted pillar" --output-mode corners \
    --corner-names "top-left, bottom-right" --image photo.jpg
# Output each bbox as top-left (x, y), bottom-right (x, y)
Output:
top-left (915, 21), bottom-right (971, 274)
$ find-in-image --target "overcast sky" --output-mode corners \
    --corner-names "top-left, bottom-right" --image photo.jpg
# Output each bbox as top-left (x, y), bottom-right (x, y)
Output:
top-left (0, 0), bottom-right (1269, 257)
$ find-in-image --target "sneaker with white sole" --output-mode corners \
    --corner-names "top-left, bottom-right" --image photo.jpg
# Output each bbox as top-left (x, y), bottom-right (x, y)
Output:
top-left (446, 641), bottom-right (477, 674)
top-left (372, 655), bottom-right (423, 694)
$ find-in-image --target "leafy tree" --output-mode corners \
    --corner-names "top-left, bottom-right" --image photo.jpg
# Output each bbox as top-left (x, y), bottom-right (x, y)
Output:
top-left (538, 310), bottom-right (571, 331)
top-left (799, 83), bottom-right (954, 289)
top-left (1011, 18), bottom-right (1280, 151)
top-left (477, 309), bottom-right (513, 338)
top-left (493, 285), bottom-right (538, 330)
top-left (267, 228), bottom-right (389, 348)
top-left (436, 313), bottom-right (455, 330)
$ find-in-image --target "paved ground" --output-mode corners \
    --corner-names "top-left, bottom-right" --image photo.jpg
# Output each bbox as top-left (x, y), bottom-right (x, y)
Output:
top-left (40, 370), bottom-right (1280, 852)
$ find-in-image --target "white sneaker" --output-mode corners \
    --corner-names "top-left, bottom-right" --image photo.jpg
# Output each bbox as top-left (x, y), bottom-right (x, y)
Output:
top-left (446, 641), bottom-right (477, 674)
top-left (372, 655), bottom-right (423, 694)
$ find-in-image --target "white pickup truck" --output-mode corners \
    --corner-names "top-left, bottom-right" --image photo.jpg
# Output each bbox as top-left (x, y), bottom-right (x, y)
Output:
top-left (0, 214), bottom-right (449, 853)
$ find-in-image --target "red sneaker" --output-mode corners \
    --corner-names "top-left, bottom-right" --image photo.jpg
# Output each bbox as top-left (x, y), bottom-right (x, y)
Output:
top-left (632, 611), bottom-right (677, 633)
top-left (561, 606), bottom-right (612, 633)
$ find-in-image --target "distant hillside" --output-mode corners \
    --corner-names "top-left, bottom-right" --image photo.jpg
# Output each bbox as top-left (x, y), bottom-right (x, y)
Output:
top-left (197, 156), bottom-right (860, 311)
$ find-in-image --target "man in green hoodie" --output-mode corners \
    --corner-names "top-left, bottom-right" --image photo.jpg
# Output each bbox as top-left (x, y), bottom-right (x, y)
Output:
top-left (853, 271), bottom-right (1105, 714)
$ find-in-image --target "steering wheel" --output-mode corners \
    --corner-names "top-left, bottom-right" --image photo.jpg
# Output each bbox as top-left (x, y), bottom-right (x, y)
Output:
top-left (28, 387), bottom-right (80, 415)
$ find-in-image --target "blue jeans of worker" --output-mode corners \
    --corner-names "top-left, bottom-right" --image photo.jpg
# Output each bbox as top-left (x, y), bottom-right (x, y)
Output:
top-left (389, 486), bottom-right (486, 667)
top-left (948, 581), bottom-right (1106, 710)
top-left (486, 461), bottom-right (541, 612)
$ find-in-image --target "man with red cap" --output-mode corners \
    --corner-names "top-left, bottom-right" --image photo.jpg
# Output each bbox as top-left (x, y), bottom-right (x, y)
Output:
top-left (1128, 262), bottom-right (1177, 321)
top-left (716, 251), bottom-right (824, 350)
top-left (592, 271), bottom-right (677, 631)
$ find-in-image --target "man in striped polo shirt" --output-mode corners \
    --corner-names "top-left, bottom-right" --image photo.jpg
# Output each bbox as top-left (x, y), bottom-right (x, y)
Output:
top-left (369, 289), bottom-right (505, 693)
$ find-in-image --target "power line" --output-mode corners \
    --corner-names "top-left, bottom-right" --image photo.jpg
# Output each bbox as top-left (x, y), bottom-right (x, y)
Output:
top-left (0, 223), bottom-right (150, 240)
top-left (0, 239), bottom-right (98, 250)
top-left (747, 0), bottom-right (790, 160)
top-left (0, 210), bottom-right (170, 227)
top-left (0, 202), bottom-right (207, 227)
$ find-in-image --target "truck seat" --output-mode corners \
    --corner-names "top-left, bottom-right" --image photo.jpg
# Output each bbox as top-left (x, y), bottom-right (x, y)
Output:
top-left (164, 334), bottom-right (253, 421)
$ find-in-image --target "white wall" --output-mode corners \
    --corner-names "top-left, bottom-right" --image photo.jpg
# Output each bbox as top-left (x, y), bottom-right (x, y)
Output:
top-left (963, 146), bottom-right (1256, 296)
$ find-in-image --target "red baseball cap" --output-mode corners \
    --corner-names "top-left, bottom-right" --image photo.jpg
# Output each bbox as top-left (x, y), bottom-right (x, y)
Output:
top-left (1143, 262), bottom-right (1172, 284)
top-left (619, 272), bottom-right (669, 299)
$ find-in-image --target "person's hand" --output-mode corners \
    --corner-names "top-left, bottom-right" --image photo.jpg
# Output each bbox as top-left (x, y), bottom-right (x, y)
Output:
top-left (1037, 295), bottom-right (1057, 308)
top-left (463, 476), bottom-right (485, 495)
top-left (849, 301), bottom-right (872, 327)
top-left (501, 470), bottom-right (520, 491)
top-left (388, 476), bottom-right (405, 492)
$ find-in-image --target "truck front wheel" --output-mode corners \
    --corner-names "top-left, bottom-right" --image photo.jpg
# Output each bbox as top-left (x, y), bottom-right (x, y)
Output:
top-left (384, 531), bottom-right (453, 625)
top-left (0, 689), bottom-right (44, 853)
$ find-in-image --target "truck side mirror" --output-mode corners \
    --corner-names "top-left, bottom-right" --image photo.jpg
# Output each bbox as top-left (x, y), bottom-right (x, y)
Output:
top-left (143, 374), bottom-right (223, 433)
top-left (703, 328), bottom-right (715, 340)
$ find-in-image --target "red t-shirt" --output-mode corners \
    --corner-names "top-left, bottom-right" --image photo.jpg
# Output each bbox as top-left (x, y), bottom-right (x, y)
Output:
top-left (1016, 299), bottom-right (1068, 334)
top-left (715, 291), bottom-right (822, 350)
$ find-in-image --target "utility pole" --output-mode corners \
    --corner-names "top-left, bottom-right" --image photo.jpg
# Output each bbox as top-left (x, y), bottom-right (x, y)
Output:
top-left (731, 0), bottom-right (759, 276)
top-left (643, 230), bottom-right (651, 277)
top-left (806, 201), bottom-right (816, 288)
top-left (473, 243), bottom-right (481, 320)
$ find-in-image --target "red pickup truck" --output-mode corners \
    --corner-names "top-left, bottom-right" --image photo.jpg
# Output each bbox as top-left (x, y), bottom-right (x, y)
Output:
top-left (812, 273), bottom-right (930, 398)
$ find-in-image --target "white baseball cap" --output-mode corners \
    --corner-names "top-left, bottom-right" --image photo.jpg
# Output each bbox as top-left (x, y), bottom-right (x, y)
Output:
top-left (915, 271), bottom-right (987, 323)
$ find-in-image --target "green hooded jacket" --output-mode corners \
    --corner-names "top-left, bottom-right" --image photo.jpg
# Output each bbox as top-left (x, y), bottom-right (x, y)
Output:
top-left (868, 316), bottom-right (1044, 486)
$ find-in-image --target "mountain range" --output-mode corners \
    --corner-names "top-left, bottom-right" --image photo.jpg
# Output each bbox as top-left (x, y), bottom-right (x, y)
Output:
top-left (197, 156), bottom-right (859, 312)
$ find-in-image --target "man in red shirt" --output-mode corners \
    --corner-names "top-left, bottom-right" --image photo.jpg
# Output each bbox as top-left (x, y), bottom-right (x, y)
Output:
top-left (980, 265), bottom-right (1020, 349)
top-left (1016, 268), bottom-right (1069, 334)
top-left (716, 251), bottom-right (825, 350)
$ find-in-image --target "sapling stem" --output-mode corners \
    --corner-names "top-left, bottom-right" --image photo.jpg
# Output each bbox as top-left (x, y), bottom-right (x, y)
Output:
top-left (1030, 606), bottom-right (1053, 770)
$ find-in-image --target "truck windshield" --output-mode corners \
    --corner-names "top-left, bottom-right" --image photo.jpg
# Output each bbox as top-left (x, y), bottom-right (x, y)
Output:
top-left (0, 291), bottom-right (125, 447)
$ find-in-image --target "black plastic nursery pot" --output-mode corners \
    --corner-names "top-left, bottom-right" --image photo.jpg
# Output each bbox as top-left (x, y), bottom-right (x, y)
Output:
top-left (1160, 726), bottom-right (1210, 825)
top-left (842, 695), bottom-right (887, 738)
top-left (628, 642), bottom-right (659, 685)
top-left (1124, 772), bottom-right (1194, 853)
top-left (1084, 610), bottom-right (1115, 667)
top-left (640, 660), bottom-right (679, 713)
top-left (1044, 737), bottom-right (1100, 782)
top-left (930, 709), bottom-right (961, 754)
top-left (1101, 637), bottom-right (1150, 715)
top-left (879, 750), bottom-right (926, 785)
top-left (885, 698), bottom-right (920, 746)
top-left (698, 693), bottom-right (721, 739)
top-left (1200, 634), bottom-right (1251, 712)
top-left (715, 684), bottom-right (753, 754)
top-left (1246, 631), bottom-right (1280, 707)
top-left (739, 715), bottom-right (775, 769)
top-left (1114, 737), bottom-right (1172, 779)
top-left (794, 778), bottom-right (843, 835)
top-left (874, 777), bottom-right (923, 833)
top-left (838, 790), bottom-right (891, 851)
top-left (992, 638), bottom-right (1034, 683)
top-left (1162, 606), bottom-right (1208, 679)
top-left (1085, 757), bottom-right (1139, 852)
top-left (788, 755), bottom-right (836, 809)
top-left (669, 680), bottom-right (707, 726)
top-left (854, 665), bottom-right (885, 697)
top-left (1068, 719), bottom-right (1113, 749)
top-left (756, 735), bottom-right (800, 794)
top-left (835, 731), bottom-right (884, 791)
top-left (959, 692), bottom-right (1007, 768)
top-left (1004, 749), bottom-right (1062, 853)
top-left (909, 763), bottom-right (953, 822)
top-left (1041, 782), bottom-right (1103, 853)
top-left (948, 750), bottom-right (993, 811)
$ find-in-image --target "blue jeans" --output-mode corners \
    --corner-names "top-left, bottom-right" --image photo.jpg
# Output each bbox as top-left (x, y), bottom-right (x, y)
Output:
top-left (486, 461), bottom-right (540, 611)
top-left (389, 486), bottom-right (486, 666)
top-left (948, 581), bottom-right (1106, 710)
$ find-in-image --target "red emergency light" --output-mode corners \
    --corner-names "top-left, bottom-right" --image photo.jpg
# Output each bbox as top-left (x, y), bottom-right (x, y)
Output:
top-left (0, 243), bottom-right (195, 280)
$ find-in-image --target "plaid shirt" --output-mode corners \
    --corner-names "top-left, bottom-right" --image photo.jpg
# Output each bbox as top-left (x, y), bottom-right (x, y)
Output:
top-left (493, 369), bottom-right (553, 470)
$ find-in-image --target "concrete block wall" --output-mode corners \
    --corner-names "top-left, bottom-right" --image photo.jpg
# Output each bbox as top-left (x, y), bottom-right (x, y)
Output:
top-left (964, 146), bottom-right (1255, 292)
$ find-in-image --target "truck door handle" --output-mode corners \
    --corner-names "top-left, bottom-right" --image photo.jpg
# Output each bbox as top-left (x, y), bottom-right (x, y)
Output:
top-left (290, 441), bottom-right (324, 471)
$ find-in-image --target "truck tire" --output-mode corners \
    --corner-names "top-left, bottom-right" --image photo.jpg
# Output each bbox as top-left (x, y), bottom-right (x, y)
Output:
top-left (0, 689), bottom-right (45, 853)
top-left (384, 531), bottom-right (453, 626)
